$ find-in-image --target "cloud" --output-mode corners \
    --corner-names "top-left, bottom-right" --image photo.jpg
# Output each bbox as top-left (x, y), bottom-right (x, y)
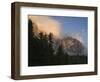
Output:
top-left (28, 16), bottom-right (61, 38)
top-left (65, 32), bottom-right (83, 43)
top-left (74, 33), bottom-right (83, 43)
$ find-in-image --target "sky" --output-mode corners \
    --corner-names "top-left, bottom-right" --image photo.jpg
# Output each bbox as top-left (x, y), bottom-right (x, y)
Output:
top-left (50, 16), bottom-right (88, 47)
top-left (29, 15), bottom-right (88, 47)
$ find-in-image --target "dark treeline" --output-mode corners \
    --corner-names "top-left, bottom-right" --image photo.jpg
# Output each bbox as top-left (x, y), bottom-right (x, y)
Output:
top-left (28, 19), bottom-right (87, 66)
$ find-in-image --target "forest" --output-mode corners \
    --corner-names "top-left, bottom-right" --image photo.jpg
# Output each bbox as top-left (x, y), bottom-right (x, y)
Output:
top-left (28, 19), bottom-right (87, 66)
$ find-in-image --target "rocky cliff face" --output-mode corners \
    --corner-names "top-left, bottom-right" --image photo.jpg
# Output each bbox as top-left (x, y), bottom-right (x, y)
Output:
top-left (62, 37), bottom-right (84, 55)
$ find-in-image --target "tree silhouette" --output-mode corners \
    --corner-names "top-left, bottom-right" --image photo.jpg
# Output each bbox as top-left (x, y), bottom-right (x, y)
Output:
top-left (56, 44), bottom-right (66, 64)
top-left (28, 19), bottom-right (35, 66)
top-left (48, 33), bottom-right (54, 55)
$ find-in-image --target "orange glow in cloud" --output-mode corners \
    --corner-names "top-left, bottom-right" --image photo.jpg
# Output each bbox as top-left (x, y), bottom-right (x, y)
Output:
top-left (28, 16), bottom-right (61, 38)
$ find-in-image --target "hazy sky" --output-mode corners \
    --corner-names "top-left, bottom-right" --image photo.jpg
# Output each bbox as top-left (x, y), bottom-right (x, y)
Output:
top-left (29, 15), bottom-right (88, 47)
top-left (50, 16), bottom-right (88, 47)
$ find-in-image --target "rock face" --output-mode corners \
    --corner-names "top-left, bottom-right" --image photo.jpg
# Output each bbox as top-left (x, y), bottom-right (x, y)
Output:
top-left (62, 37), bottom-right (84, 56)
